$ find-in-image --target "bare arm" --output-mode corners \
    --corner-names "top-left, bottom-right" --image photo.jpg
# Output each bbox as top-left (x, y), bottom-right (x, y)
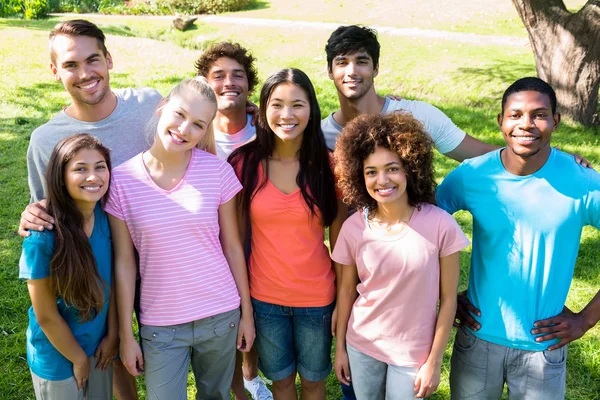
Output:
top-left (219, 197), bottom-right (255, 352)
top-left (444, 134), bottom-right (499, 162)
top-left (415, 252), bottom-right (460, 398)
top-left (94, 277), bottom-right (118, 371)
top-left (334, 263), bottom-right (359, 386)
top-left (108, 215), bottom-right (143, 376)
top-left (28, 278), bottom-right (90, 389)
top-left (329, 199), bottom-right (349, 336)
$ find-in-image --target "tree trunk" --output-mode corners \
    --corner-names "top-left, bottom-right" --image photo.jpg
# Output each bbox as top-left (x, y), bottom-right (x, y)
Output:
top-left (512, 0), bottom-right (600, 126)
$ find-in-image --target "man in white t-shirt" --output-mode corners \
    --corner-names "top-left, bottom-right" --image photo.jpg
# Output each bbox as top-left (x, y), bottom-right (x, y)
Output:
top-left (195, 42), bottom-right (257, 161)
top-left (322, 25), bottom-right (497, 161)
top-left (195, 43), bottom-right (270, 400)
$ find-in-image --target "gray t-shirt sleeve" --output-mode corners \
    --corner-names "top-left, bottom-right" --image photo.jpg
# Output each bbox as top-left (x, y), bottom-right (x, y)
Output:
top-left (26, 128), bottom-right (50, 203)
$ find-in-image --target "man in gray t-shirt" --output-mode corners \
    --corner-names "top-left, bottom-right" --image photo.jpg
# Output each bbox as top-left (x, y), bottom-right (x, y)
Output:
top-left (19, 19), bottom-right (161, 400)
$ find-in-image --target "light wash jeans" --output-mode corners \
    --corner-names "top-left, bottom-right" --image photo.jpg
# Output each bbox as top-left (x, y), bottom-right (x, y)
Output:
top-left (450, 326), bottom-right (566, 399)
top-left (346, 343), bottom-right (418, 400)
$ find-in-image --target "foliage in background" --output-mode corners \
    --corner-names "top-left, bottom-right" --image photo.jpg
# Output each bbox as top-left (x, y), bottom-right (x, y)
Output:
top-left (0, 0), bottom-right (50, 19)
top-left (1, 0), bottom-right (255, 17)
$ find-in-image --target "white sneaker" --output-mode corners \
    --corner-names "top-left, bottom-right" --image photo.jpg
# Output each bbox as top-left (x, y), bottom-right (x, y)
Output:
top-left (243, 376), bottom-right (273, 400)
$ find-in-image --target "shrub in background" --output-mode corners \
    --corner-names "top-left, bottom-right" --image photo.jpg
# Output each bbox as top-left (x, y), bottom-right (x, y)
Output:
top-left (24, 0), bottom-right (49, 18)
top-left (0, 0), bottom-right (23, 17)
top-left (153, 0), bottom-right (253, 14)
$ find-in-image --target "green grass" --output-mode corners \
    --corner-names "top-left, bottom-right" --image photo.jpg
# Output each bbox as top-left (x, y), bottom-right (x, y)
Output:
top-left (1, 8), bottom-right (599, 399)
top-left (221, 0), bottom-right (588, 37)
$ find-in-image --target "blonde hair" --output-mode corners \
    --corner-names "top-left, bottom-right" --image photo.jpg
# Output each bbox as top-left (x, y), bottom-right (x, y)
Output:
top-left (151, 77), bottom-right (218, 155)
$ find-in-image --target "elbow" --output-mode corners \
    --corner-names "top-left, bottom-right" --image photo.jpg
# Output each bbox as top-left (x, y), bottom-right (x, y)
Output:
top-left (36, 312), bottom-right (60, 330)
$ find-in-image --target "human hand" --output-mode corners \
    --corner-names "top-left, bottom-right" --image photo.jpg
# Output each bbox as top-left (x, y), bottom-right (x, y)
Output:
top-left (554, 147), bottom-right (593, 169)
top-left (334, 346), bottom-right (351, 386)
top-left (331, 305), bottom-right (338, 336)
top-left (18, 199), bottom-right (54, 237)
top-left (120, 336), bottom-right (144, 376)
top-left (386, 94), bottom-right (404, 102)
top-left (73, 356), bottom-right (91, 390)
top-left (94, 334), bottom-right (118, 371)
top-left (246, 100), bottom-right (259, 126)
top-left (414, 360), bottom-right (440, 398)
top-left (532, 306), bottom-right (590, 350)
top-left (237, 313), bottom-right (255, 352)
top-left (455, 291), bottom-right (481, 331)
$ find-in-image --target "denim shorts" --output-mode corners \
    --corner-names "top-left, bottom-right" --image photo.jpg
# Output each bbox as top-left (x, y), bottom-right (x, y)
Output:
top-left (251, 297), bottom-right (334, 382)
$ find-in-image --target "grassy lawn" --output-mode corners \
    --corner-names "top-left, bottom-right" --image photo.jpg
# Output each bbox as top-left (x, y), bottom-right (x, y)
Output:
top-left (226, 0), bottom-right (587, 37)
top-left (1, 6), bottom-right (599, 399)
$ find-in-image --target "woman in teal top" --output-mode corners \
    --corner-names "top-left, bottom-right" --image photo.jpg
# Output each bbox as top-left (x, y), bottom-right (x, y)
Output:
top-left (19, 133), bottom-right (116, 399)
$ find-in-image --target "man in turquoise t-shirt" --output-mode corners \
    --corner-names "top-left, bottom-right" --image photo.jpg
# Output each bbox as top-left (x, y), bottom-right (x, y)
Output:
top-left (436, 77), bottom-right (600, 399)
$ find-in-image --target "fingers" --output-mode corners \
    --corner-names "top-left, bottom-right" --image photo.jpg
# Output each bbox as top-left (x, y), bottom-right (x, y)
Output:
top-left (75, 375), bottom-right (88, 390)
top-left (20, 213), bottom-right (53, 232)
top-left (237, 329), bottom-right (245, 351)
top-left (23, 203), bottom-right (54, 230)
top-left (136, 353), bottom-right (144, 375)
top-left (547, 339), bottom-right (569, 351)
top-left (413, 375), bottom-right (421, 394)
top-left (335, 363), bottom-right (351, 386)
top-left (456, 307), bottom-right (480, 331)
top-left (533, 317), bottom-right (559, 328)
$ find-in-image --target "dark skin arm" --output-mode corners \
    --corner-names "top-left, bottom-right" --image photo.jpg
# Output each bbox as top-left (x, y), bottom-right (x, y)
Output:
top-left (532, 289), bottom-right (600, 350)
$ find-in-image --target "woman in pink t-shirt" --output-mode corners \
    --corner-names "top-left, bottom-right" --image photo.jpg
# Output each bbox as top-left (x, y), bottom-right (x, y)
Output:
top-left (106, 77), bottom-right (254, 399)
top-left (228, 68), bottom-right (347, 399)
top-left (332, 113), bottom-right (470, 399)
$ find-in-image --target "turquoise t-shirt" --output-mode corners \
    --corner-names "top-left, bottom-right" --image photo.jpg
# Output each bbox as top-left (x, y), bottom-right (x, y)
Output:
top-left (436, 148), bottom-right (600, 350)
top-left (19, 205), bottom-right (112, 380)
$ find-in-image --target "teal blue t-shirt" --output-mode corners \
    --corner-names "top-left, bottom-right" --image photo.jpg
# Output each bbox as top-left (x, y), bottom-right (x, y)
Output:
top-left (436, 148), bottom-right (600, 350)
top-left (19, 205), bottom-right (112, 380)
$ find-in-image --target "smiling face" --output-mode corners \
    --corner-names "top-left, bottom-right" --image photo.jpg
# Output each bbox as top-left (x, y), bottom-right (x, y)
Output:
top-left (498, 90), bottom-right (559, 160)
top-left (363, 146), bottom-right (408, 206)
top-left (328, 50), bottom-right (378, 100)
top-left (206, 57), bottom-right (250, 114)
top-left (156, 88), bottom-right (217, 153)
top-left (266, 82), bottom-right (311, 145)
top-left (50, 34), bottom-right (113, 108)
top-left (65, 148), bottom-right (110, 209)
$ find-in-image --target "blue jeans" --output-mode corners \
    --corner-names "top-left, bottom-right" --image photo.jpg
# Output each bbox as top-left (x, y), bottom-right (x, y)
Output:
top-left (450, 326), bottom-right (567, 399)
top-left (341, 381), bottom-right (357, 400)
top-left (251, 298), bottom-right (334, 382)
top-left (346, 344), bottom-right (418, 400)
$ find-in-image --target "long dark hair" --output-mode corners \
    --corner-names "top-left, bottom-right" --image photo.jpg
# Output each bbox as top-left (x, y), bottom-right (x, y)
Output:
top-left (229, 68), bottom-right (337, 227)
top-left (45, 133), bottom-right (111, 321)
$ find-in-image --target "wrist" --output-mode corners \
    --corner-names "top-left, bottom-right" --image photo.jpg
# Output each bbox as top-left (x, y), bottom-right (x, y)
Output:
top-left (335, 340), bottom-right (347, 351)
top-left (119, 329), bottom-right (135, 342)
top-left (73, 351), bottom-right (88, 366)
top-left (579, 310), bottom-right (598, 331)
top-left (240, 301), bottom-right (253, 316)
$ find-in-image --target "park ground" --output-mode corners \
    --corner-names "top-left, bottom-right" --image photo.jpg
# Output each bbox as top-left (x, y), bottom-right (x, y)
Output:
top-left (0, 0), bottom-right (599, 398)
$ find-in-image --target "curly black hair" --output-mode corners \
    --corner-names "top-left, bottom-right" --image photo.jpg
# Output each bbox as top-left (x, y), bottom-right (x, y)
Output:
top-left (334, 113), bottom-right (436, 214)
